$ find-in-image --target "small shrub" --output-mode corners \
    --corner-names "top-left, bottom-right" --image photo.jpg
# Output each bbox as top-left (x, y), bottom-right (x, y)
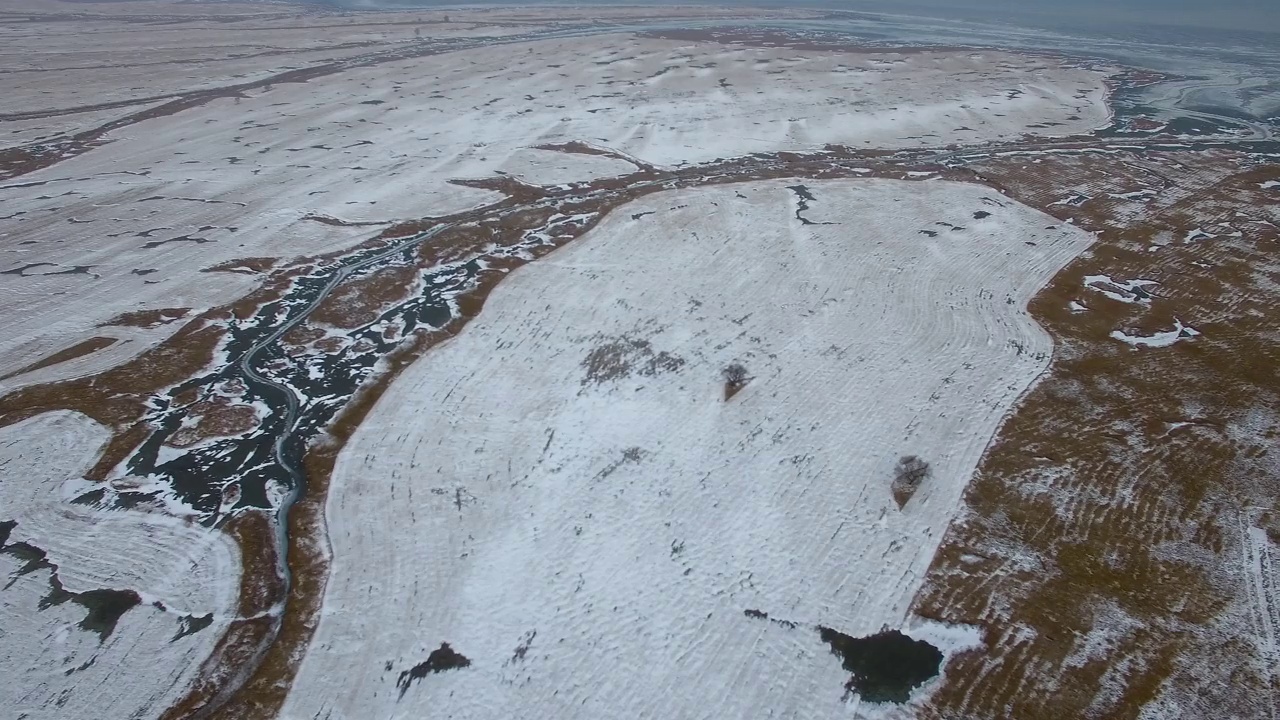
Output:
top-left (892, 455), bottom-right (931, 508)
top-left (723, 363), bottom-right (748, 385)
top-left (722, 363), bottom-right (749, 399)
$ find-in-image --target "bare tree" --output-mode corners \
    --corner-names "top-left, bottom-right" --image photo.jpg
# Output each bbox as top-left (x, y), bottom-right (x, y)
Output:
top-left (722, 363), bottom-right (749, 400)
top-left (892, 455), bottom-right (931, 508)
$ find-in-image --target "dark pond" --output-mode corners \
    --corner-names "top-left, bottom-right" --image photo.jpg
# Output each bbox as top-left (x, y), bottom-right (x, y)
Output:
top-left (818, 627), bottom-right (944, 704)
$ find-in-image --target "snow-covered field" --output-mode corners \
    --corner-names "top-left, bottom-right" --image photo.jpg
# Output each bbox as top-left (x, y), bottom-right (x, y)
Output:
top-left (0, 411), bottom-right (241, 719)
top-left (0, 33), bottom-right (1110, 387)
top-left (283, 178), bottom-right (1094, 718)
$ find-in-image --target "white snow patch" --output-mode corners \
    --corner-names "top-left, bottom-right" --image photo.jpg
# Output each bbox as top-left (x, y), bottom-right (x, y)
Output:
top-left (0, 36), bottom-right (1110, 384)
top-left (283, 178), bottom-right (1094, 719)
top-left (1110, 319), bottom-right (1200, 348)
top-left (1049, 193), bottom-right (1090, 207)
top-left (0, 411), bottom-right (240, 720)
top-left (1106, 189), bottom-right (1157, 201)
top-left (1083, 274), bottom-right (1158, 304)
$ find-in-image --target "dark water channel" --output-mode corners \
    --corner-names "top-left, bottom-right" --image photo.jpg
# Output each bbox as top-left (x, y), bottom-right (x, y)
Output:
top-left (118, 233), bottom-right (480, 520)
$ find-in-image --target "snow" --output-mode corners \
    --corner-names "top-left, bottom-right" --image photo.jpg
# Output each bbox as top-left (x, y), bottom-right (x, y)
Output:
top-left (1050, 193), bottom-right (1091, 206)
top-left (1260, 181), bottom-right (1280, 190)
top-left (1110, 319), bottom-right (1200, 348)
top-left (0, 411), bottom-right (241, 720)
top-left (0, 35), bottom-right (1110, 388)
top-left (495, 148), bottom-right (638, 185)
top-left (0, 6), bottom-right (549, 122)
top-left (1241, 524), bottom-right (1278, 662)
top-left (1083, 274), bottom-right (1159, 304)
top-left (283, 178), bottom-right (1094, 718)
top-left (1106, 189), bottom-right (1157, 201)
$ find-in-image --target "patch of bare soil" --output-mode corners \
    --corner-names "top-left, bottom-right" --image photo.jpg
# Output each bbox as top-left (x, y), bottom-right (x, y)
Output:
top-left (722, 362), bottom-right (749, 400)
top-left (301, 214), bottom-right (388, 228)
top-left (912, 152), bottom-right (1280, 718)
top-left (102, 306), bottom-right (190, 328)
top-left (0, 336), bottom-right (116, 380)
top-left (203, 258), bottom-right (277, 275)
top-left (891, 455), bottom-right (931, 509)
top-left (534, 141), bottom-right (614, 157)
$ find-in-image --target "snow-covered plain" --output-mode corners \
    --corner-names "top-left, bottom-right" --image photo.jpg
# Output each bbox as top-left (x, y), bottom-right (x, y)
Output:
top-left (0, 411), bottom-right (241, 720)
top-left (0, 34), bottom-right (1111, 387)
top-left (283, 178), bottom-right (1095, 718)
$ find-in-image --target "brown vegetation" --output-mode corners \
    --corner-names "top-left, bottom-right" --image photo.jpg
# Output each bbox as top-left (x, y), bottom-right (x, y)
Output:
top-left (643, 28), bottom-right (974, 55)
top-left (308, 265), bottom-right (418, 329)
top-left (301, 214), bottom-right (388, 228)
top-left (165, 397), bottom-right (260, 448)
top-left (159, 510), bottom-right (284, 720)
top-left (534, 141), bottom-right (614, 157)
top-left (534, 141), bottom-right (651, 171)
top-left (0, 318), bottom-right (223, 480)
top-left (103, 307), bottom-right (190, 328)
top-left (913, 151), bottom-right (1280, 718)
top-left (0, 336), bottom-right (117, 381)
top-left (203, 258), bottom-right (277, 275)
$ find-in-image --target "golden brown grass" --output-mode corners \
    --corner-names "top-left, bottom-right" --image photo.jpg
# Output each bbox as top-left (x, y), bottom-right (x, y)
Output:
top-left (165, 397), bottom-right (260, 448)
top-left (103, 307), bottom-right (191, 328)
top-left (0, 336), bottom-right (117, 381)
top-left (913, 152), bottom-right (1280, 719)
top-left (0, 319), bottom-right (224, 479)
top-left (308, 265), bottom-right (418, 329)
